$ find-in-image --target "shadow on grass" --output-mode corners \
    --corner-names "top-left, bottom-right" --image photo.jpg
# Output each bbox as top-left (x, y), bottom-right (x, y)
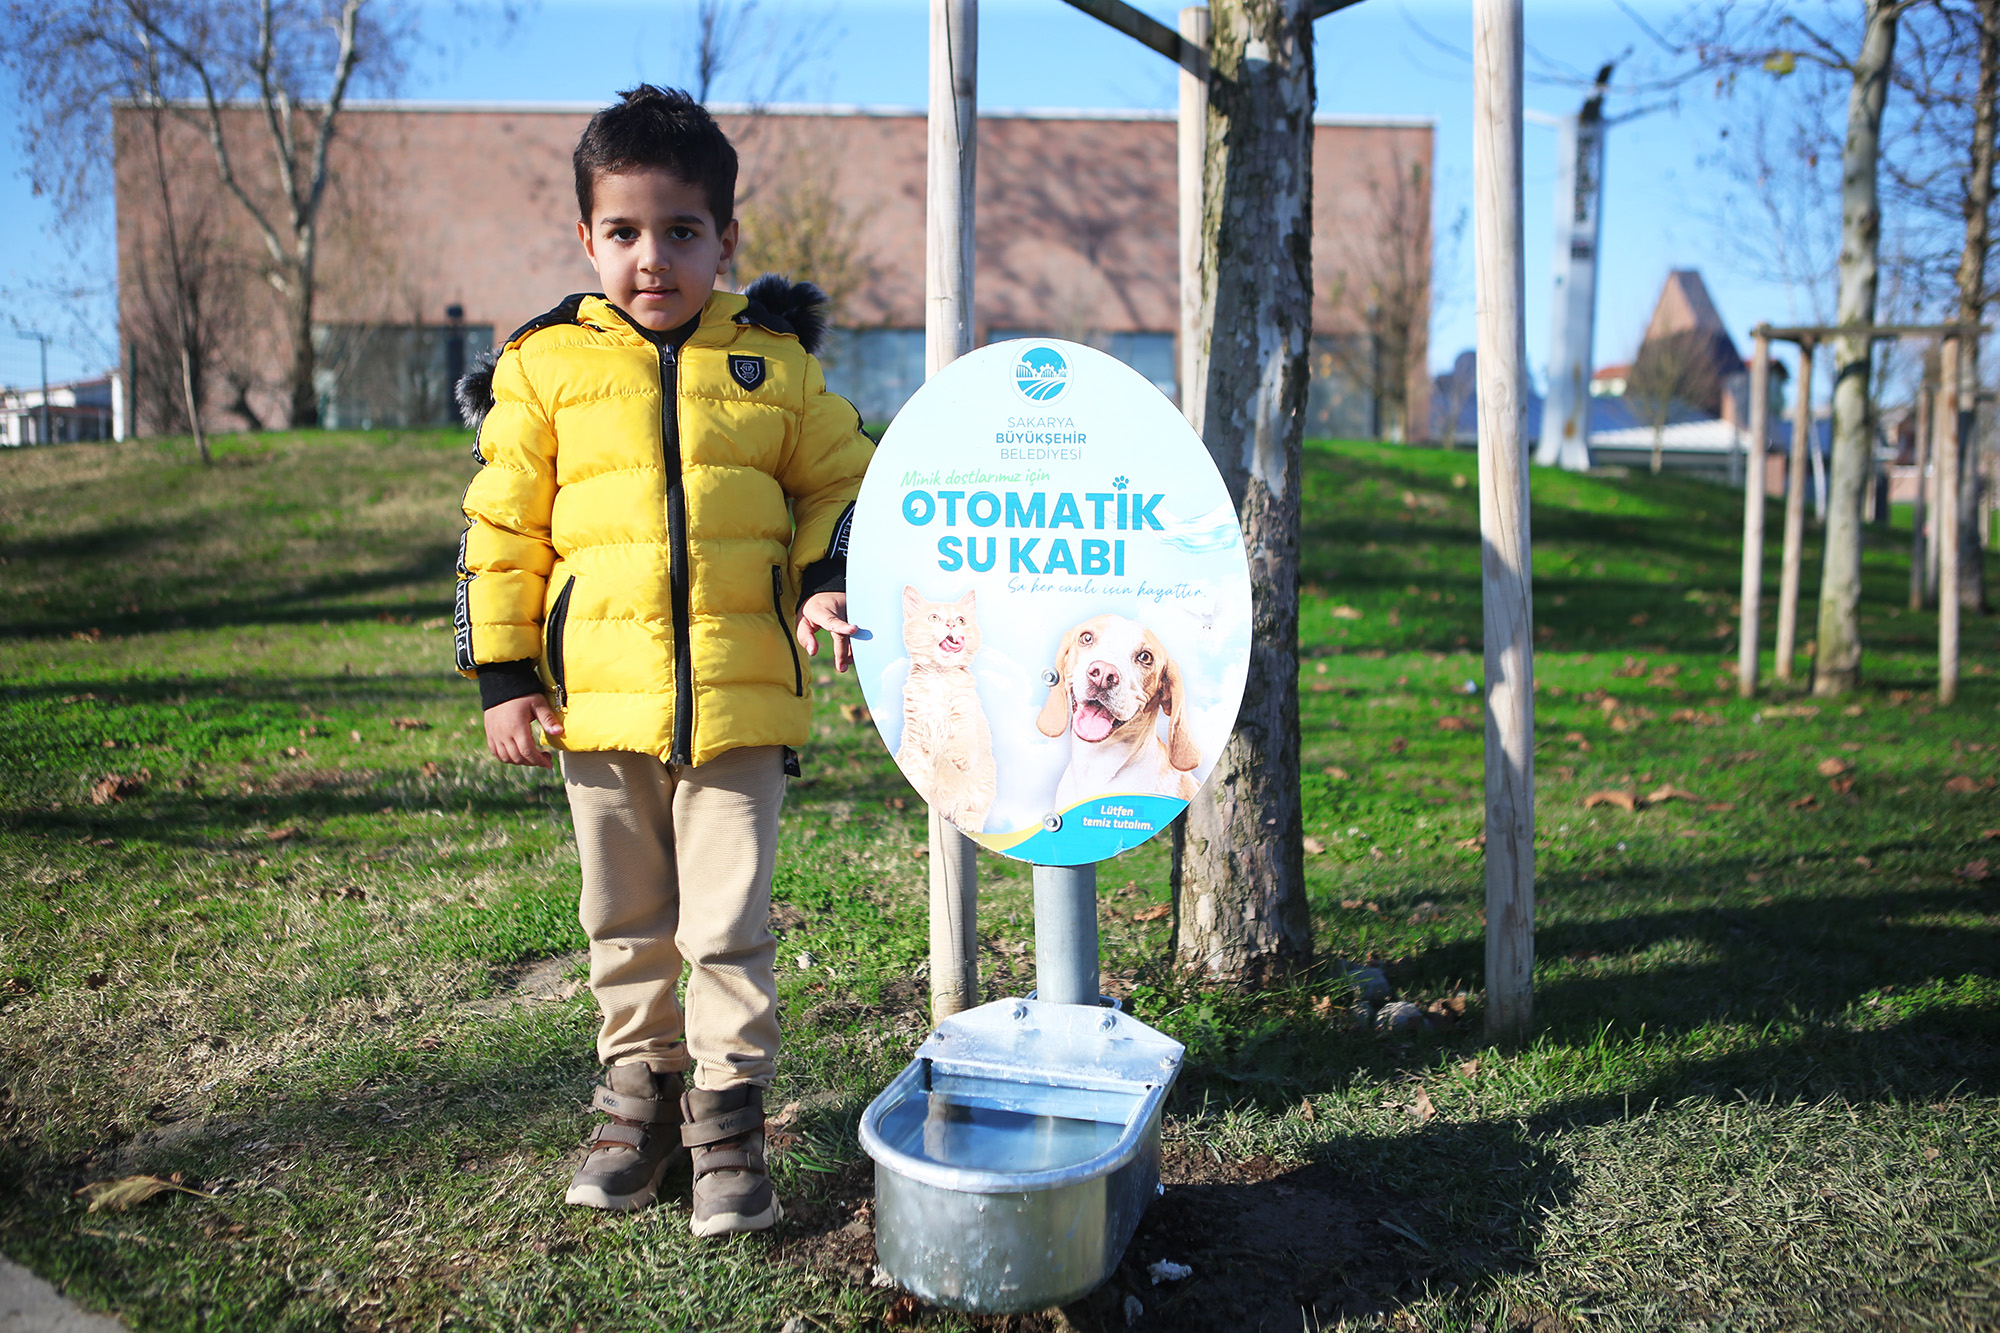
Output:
top-left (0, 544), bottom-right (458, 640)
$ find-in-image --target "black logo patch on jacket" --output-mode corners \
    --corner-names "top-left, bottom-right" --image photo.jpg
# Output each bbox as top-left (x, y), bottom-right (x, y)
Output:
top-left (729, 354), bottom-right (766, 391)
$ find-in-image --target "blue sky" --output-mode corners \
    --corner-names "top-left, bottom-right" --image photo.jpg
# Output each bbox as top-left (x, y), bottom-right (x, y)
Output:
top-left (0, 0), bottom-right (1813, 392)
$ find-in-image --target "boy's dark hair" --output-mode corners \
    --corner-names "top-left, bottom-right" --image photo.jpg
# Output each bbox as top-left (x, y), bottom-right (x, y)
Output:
top-left (573, 84), bottom-right (737, 227)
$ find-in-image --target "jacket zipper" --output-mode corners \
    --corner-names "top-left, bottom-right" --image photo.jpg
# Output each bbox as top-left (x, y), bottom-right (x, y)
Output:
top-left (545, 574), bottom-right (576, 706)
top-left (659, 343), bottom-right (695, 764)
top-left (773, 565), bottom-right (804, 697)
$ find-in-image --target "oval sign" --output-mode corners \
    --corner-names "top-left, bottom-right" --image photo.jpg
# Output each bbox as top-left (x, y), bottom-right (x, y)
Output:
top-left (849, 339), bottom-right (1252, 865)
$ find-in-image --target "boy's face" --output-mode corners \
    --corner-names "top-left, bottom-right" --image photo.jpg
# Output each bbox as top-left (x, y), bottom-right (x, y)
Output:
top-left (577, 167), bottom-right (738, 333)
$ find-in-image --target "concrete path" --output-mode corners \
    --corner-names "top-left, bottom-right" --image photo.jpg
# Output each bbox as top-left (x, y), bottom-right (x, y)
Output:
top-left (0, 1258), bottom-right (125, 1332)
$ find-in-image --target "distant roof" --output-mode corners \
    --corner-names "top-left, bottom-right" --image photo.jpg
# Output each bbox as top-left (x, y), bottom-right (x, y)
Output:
top-left (137, 98), bottom-right (1435, 128)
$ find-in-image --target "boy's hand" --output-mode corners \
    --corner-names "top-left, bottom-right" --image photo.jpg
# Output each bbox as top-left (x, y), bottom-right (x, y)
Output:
top-left (796, 591), bottom-right (860, 674)
top-left (484, 694), bottom-right (564, 768)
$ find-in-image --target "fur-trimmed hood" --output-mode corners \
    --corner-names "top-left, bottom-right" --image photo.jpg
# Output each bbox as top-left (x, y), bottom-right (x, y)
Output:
top-left (454, 275), bottom-right (830, 430)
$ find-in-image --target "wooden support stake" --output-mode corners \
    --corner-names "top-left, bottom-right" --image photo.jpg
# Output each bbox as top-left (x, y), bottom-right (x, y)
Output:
top-left (1737, 331), bottom-right (1770, 698)
top-left (926, 0), bottom-right (981, 1022)
top-left (1938, 336), bottom-right (1962, 706)
top-left (1177, 5), bottom-right (1209, 425)
top-left (1774, 341), bottom-right (1815, 684)
top-left (1910, 356), bottom-right (1931, 611)
top-left (1474, 0), bottom-right (1533, 1044)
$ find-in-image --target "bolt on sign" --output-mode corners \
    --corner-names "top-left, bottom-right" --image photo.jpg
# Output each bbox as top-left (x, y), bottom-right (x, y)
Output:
top-left (849, 339), bottom-right (1252, 864)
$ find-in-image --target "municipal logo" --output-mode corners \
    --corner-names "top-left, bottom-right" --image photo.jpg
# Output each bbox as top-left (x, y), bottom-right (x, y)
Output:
top-left (1012, 345), bottom-right (1070, 403)
top-left (729, 354), bottom-right (766, 391)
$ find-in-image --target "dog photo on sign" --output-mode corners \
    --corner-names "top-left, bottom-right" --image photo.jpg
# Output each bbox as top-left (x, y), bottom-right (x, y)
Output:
top-left (894, 587), bottom-right (997, 831)
top-left (1036, 613), bottom-right (1202, 805)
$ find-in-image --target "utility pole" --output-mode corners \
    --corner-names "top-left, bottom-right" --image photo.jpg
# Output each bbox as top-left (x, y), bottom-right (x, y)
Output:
top-left (926, 0), bottom-right (982, 1023)
top-left (18, 331), bottom-right (52, 445)
top-left (1531, 64), bottom-right (1613, 472)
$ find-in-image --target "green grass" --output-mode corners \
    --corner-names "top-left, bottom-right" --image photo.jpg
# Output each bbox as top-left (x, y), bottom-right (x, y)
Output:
top-left (0, 430), bottom-right (1995, 1332)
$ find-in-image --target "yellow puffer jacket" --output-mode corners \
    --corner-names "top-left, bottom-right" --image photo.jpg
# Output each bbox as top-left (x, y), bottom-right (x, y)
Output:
top-left (454, 281), bottom-right (872, 767)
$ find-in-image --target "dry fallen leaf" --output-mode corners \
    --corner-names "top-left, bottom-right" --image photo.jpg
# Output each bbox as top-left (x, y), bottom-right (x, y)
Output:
top-left (1830, 777), bottom-right (1855, 795)
top-left (390, 717), bottom-right (431, 732)
top-left (1322, 765), bottom-right (1351, 780)
top-left (420, 761), bottom-right (441, 779)
top-left (1132, 902), bottom-right (1172, 923)
top-left (1957, 859), bottom-right (1991, 882)
top-left (84, 971), bottom-right (109, 990)
top-left (74, 1174), bottom-right (210, 1213)
top-left (90, 771), bottom-right (148, 806)
top-left (1458, 1058), bottom-right (1481, 1078)
top-left (266, 826), bottom-right (300, 842)
top-left (1410, 1086), bottom-right (1437, 1121)
top-left (1583, 790), bottom-right (1639, 812)
top-left (1435, 715), bottom-right (1469, 732)
top-left (839, 703), bottom-right (872, 724)
top-left (1945, 775), bottom-right (1979, 793)
top-left (1816, 757), bottom-right (1853, 778)
top-left (1455, 834), bottom-right (1486, 849)
top-left (1645, 784), bottom-right (1700, 804)
top-left (1789, 795), bottom-right (1820, 811)
top-left (1388, 737), bottom-right (1408, 754)
top-left (1704, 801), bottom-right (1736, 812)
top-left (1299, 1098), bottom-right (1316, 1122)
top-left (1981, 829), bottom-right (2000, 841)
top-left (1303, 835), bottom-right (1327, 855)
top-left (1332, 605), bottom-right (1363, 620)
top-left (413, 1035), bottom-right (444, 1052)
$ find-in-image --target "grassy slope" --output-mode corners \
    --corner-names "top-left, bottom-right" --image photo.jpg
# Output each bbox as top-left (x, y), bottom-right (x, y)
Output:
top-left (0, 430), bottom-right (1993, 1332)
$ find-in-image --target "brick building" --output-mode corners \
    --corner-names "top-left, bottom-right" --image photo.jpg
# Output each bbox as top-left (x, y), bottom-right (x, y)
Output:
top-left (114, 101), bottom-right (1432, 437)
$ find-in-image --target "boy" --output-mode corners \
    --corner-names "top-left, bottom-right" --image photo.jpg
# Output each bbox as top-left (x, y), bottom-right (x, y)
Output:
top-left (453, 84), bottom-right (871, 1236)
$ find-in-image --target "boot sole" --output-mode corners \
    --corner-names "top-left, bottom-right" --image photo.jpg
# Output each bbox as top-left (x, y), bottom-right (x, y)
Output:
top-left (564, 1152), bottom-right (675, 1212)
top-left (689, 1196), bottom-right (783, 1238)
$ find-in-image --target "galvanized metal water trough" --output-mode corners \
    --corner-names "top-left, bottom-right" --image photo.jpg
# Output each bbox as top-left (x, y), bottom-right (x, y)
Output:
top-left (858, 997), bottom-right (1185, 1313)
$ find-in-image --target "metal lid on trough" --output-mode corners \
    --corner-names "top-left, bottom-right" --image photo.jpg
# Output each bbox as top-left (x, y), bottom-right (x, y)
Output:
top-left (919, 997), bottom-right (1184, 1089)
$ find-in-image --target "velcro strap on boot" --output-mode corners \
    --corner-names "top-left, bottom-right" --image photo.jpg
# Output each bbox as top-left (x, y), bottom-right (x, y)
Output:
top-left (588, 1122), bottom-right (648, 1150)
top-left (690, 1145), bottom-right (767, 1177)
top-left (593, 1085), bottom-right (670, 1122)
top-left (681, 1106), bottom-right (764, 1147)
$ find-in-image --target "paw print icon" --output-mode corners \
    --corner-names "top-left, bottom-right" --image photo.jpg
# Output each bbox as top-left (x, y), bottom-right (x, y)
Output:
top-left (1112, 475), bottom-right (1129, 490)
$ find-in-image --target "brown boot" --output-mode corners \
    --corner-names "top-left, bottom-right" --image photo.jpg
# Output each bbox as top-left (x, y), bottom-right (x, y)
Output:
top-left (681, 1084), bottom-right (781, 1237)
top-left (563, 1061), bottom-right (685, 1211)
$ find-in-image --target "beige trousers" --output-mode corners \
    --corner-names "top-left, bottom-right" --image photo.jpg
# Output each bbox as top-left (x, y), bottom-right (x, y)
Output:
top-left (560, 745), bottom-right (784, 1090)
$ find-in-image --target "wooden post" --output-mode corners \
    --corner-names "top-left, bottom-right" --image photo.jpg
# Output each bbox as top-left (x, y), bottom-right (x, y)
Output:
top-left (1938, 336), bottom-right (1962, 705)
top-left (1775, 340), bottom-right (1815, 685)
top-left (1910, 353), bottom-right (1932, 611)
top-left (926, 0), bottom-right (981, 1022)
top-left (1737, 330), bottom-right (1771, 698)
top-left (1177, 5), bottom-right (1210, 424)
top-left (1474, 0), bottom-right (1533, 1044)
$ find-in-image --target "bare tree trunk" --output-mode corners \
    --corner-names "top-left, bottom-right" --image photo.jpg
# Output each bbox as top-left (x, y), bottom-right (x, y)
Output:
top-left (1175, 0), bottom-right (1313, 985)
top-left (1953, 0), bottom-right (1997, 615)
top-left (287, 279), bottom-right (319, 428)
top-left (1812, 0), bottom-right (1901, 697)
top-left (144, 101), bottom-right (210, 465)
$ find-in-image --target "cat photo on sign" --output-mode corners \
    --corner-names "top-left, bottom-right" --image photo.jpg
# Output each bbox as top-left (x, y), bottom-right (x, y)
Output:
top-left (895, 587), bottom-right (997, 831)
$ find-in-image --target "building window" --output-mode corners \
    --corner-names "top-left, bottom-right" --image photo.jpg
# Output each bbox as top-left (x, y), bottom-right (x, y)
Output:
top-left (1306, 334), bottom-right (1375, 440)
top-left (312, 323), bottom-right (494, 430)
top-left (820, 328), bottom-right (926, 424)
top-left (987, 330), bottom-right (1178, 402)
